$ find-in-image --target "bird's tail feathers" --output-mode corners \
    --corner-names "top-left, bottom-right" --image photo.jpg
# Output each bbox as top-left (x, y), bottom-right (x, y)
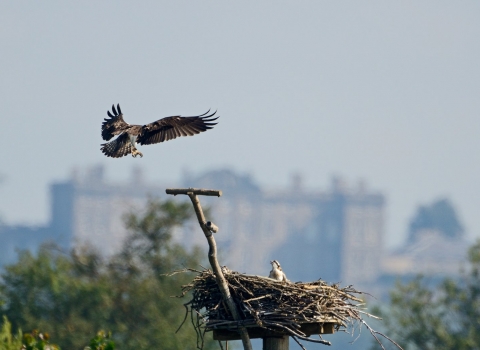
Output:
top-left (100, 133), bottom-right (133, 158)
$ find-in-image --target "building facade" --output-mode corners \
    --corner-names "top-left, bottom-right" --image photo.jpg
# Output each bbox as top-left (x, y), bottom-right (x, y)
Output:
top-left (1, 166), bottom-right (386, 290)
top-left (182, 170), bottom-right (385, 288)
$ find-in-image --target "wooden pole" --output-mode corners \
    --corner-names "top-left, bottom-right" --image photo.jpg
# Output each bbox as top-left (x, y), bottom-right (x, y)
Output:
top-left (166, 188), bottom-right (253, 350)
top-left (263, 336), bottom-right (289, 350)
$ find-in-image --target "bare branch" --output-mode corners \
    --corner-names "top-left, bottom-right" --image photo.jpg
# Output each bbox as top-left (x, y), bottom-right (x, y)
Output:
top-left (166, 189), bottom-right (252, 350)
top-left (166, 188), bottom-right (222, 197)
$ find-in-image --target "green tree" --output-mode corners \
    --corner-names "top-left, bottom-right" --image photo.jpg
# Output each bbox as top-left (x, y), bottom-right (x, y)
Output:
top-left (85, 330), bottom-right (115, 350)
top-left (22, 330), bottom-right (60, 350)
top-left (0, 198), bottom-right (216, 350)
top-left (0, 316), bottom-right (22, 350)
top-left (0, 246), bottom-right (114, 349)
top-left (1, 318), bottom-right (116, 350)
top-left (373, 240), bottom-right (480, 350)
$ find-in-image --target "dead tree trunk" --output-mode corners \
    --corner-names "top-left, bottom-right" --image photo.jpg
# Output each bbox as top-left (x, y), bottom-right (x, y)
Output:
top-left (166, 188), bottom-right (253, 350)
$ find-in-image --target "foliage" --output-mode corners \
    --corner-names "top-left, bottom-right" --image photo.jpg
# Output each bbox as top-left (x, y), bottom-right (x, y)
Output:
top-left (1, 319), bottom-right (113, 350)
top-left (372, 240), bottom-right (480, 350)
top-left (22, 329), bottom-right (60, 350)
top-left (121, 198), bottom-right (196, 274)
top-left (408, 198), bottom-right (463, 242)
top-left (0, 198), bottom-right (216, 350)
top-left (84, 331), bottom-right (115, 350)
top-left (0, 316), bottom-right (22, 350)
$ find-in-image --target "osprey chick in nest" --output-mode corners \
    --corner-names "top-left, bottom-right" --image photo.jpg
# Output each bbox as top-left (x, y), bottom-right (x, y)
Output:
top-left (100, 104), bottom-right (218, 158)
top-left (269, 260), bottom-right (288, 282)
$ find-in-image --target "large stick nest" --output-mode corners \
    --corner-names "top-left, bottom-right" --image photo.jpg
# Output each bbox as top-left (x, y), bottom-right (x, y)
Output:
top-left (174, 268), bottom-right (400, 349)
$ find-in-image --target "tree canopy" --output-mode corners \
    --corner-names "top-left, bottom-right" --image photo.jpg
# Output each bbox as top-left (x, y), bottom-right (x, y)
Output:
top-left (0, 316), bottom-right (22, 350)
top-left (0, 198), bottom-right (216, 350)
top-left (372, 240), bottom-right (480, 350)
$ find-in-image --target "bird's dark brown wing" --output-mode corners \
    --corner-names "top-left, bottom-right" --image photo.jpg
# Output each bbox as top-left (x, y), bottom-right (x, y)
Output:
top-left (100, 132), bottom-right (133, 158)
top-left (137, 110), bottom-right (218, 146)
top-left (101, 104), bottom-right (131, 141)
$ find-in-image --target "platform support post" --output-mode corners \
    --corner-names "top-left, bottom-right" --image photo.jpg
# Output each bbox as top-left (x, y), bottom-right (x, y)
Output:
top-left (263, 336), bottom-right (289, 350)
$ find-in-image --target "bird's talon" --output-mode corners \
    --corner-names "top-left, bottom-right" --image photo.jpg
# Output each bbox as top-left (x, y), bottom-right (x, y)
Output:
top-left (131, 149), bottom-right (143, 158)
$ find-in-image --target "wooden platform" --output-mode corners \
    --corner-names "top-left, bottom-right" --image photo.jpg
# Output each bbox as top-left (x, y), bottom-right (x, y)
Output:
top-left (212, 321), bottom-right (339, 341)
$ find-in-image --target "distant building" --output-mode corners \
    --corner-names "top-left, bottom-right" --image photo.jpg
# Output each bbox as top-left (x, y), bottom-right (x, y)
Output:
top-left (0, 165), bottom-right (165, 265)
top-left (1, 166), bottom-right (386, 291)
top-left (383, 229), bottom-right (470, 277)
top-left (2, 165), bottom-right (474, 304)
top-left (50, 165), bottom-right (165, 256)
top-left (0, 224), bottom-right (52, 266)
top-left (378, 199), bottom-right (470, 299)
top-left (387, 197), bottom-right (469, 278)
top-left (181, 170), bottom-right (385, 289)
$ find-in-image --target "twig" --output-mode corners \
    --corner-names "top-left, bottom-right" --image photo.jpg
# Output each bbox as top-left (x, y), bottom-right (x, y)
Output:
top-left (361, 319), bottom-right (404, 350)
top-left (292, 336), bottom-right (307, 350)
top-left (175, 304), bottom-right (190, 333)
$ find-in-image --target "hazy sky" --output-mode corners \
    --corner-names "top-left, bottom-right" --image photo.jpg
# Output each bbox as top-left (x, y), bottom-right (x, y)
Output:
top-left (1, 1), bottom-right (479, 248)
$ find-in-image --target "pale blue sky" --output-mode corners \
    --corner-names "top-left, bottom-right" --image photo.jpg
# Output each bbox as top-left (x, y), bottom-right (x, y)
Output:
top-left (1, 1), bottom-right (479, 248)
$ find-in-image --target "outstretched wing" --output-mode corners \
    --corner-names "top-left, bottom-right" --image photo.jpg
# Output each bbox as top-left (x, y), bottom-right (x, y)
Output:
top-left (100, 132), bottom-right (133, 158)
top-left (101, 104), bottom-right (130, 141)
top-left (137, 110), bottom-right (218, 146)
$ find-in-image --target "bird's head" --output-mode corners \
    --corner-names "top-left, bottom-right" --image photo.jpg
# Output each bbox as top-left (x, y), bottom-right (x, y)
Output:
top-left (270, 260), bottom-right (281, 268)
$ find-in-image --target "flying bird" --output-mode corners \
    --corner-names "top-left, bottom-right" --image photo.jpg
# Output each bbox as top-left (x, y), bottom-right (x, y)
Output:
top-left (100, 104), bottom-right (218, 158)
top-left (269, 260), bottom-right (288, 282)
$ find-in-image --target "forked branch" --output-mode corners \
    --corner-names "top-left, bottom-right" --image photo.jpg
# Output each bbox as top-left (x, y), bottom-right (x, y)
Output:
top-left (166, 188), bottom-right (252, 350)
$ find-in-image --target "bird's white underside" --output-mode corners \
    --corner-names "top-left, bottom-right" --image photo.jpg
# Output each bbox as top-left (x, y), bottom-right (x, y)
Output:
top-left (129, 134), bottom-right (138, 147)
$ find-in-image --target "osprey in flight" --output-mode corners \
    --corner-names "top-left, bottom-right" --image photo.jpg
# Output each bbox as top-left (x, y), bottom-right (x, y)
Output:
top-left (100, 104), bottom-right (218, 158)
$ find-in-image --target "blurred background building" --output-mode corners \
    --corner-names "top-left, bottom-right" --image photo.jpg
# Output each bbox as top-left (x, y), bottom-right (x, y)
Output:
top-left (0, 165), bottom-right (470, 297)
top-left (379, 198), bottom-right (470, 294)
top-left (181, 170), bottom-right (384, 290)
